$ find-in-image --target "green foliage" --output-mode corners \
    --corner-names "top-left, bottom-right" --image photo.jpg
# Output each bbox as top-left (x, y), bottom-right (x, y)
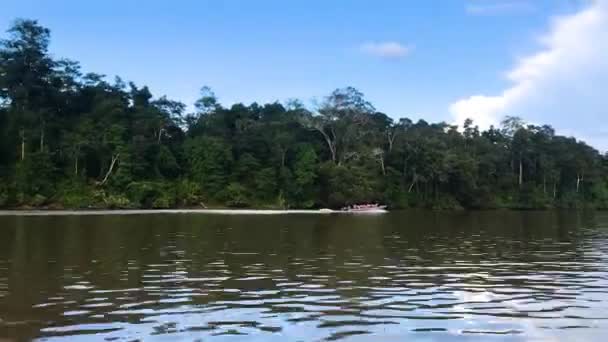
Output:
top-left (152, 191), bottom-right (176, 209)
top-left (254, 167), bottom-right (277, 201)
top-left (175, 179), bottom-right (204, 207)
top-left (30, 194), bottom-right (47, 207)
top-left (428, 194), bottom-right (463, 210)
top-left (1, 19), bottom-right (608, 211)
top-left (157, 145), bottom-right (180, 178)
top-left (320, 162), bottom-right (377, 207)
top-left (185, 137), bottom-right (232, 198)
top-left (55, 181), bottom-right (95, 209)
top-left (224, 183), bottom-right (249, 208)
top-left (14, 151), bottom-right (56, 199)
top-left (515, 185), bottom-right (552, 209)
top-left (99, 192), bottom-right (133, 209)
top-left (126, 182), bottom-right (159, 208)
top-left (557, 191), bottom-right (584, 209)
top-left (125, 181), bottom-right (177, 208)
top-left (0, 184), bottom-right (8, 207)
top-left (589, 183), bottom-right (608, 209)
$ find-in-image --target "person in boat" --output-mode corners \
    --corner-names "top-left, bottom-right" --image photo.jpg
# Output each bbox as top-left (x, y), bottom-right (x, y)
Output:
top-left (342, 203), bottom-right (385, 211)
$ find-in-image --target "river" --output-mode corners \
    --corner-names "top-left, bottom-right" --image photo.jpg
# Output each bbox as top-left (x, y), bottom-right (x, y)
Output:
top-left (0, 210), bottom-right (607, 341)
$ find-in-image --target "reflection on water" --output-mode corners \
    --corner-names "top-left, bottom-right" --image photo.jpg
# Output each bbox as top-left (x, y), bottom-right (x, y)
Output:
top-left (0, 211), bottom-right (607, 341)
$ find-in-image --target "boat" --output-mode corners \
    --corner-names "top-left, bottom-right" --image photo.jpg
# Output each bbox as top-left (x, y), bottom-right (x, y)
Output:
top-left (341, 203), bottom-right (388, 213)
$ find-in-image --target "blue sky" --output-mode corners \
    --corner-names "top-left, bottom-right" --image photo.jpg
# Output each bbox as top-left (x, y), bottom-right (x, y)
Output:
top-left (2, 0), bottom-right (606, 149)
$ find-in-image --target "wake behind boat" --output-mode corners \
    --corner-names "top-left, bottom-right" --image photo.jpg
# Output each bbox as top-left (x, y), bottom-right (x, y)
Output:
top-left (340, 203), bottom-right (388, 213)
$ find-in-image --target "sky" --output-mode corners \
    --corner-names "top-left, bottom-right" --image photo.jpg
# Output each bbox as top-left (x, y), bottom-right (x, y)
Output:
top-left (1, 0), bottom-right (606, 150)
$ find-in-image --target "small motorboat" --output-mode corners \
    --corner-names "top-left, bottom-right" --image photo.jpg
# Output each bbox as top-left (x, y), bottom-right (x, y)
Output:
top-left (341, 203), bottom-right (388, 213)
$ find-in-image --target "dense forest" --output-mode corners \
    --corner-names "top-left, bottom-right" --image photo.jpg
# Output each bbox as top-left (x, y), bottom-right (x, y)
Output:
top-left (1, 19), bottom-right (607, 210)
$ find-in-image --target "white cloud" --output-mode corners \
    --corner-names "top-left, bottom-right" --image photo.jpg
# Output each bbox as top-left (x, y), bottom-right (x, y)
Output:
top-left (466, 1), bottom-right (535, 15)
top-left (360, 41), bottom-right (411, 59)
top-left (450, 0), bottom-right (608, 150)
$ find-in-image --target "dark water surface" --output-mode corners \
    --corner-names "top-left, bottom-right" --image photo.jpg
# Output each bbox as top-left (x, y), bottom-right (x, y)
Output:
top-left (1, 211), bottom-right (608, 341)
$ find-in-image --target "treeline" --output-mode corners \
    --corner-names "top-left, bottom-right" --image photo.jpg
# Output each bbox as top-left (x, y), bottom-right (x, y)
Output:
top-left (1, 19), bottom-right (607, 210)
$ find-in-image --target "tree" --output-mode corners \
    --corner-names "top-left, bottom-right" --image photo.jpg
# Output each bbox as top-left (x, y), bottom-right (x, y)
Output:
top-left (303, 87), bottom-right (375, 164)
top-left (288, 145), bottom-right (318, 207)
top-left (0, 19), bottom-right (55, 160)
top-left (185, 137), bottom-right (232, 199)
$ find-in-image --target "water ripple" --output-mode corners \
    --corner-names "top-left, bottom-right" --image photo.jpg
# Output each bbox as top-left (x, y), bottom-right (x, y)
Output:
top-left (0, 211), bottom-right (607, 341)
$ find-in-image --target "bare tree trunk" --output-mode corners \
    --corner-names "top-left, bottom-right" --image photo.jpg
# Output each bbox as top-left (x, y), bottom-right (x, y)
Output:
top-left (329, 143), bottom-right (336, 164)
top-left (330, 127), bottom-right (338, 163)
top-left (40, 121), bottom-right (45, 152)
top-left (74, 146), bottom-right (80, 176)
top-left (380, 156), bottom-right (386, 176)
top-left (543, 174), bottom-right (546, 195)
top-left (157, 128), bottom-right (165, 144)
top-left (553, 181), bottom-right (557, 199)
top-left (315, 127), bottom-right (336, 163)
top-left (281, 150), bottom-right (287, 168)
top-left (20, 129), bottom-right (25, 161)
top-left (518, 159), bottom-right (523, 188)
top-left (387, 130), bottom-right (397, 153)
top-left (408, 173), bottom-right (417, 193)
top-left (100, 154), bottom-right (119, 186)
top-left (576, 173), bottom-right (583, 193)
top-left (328, 142), bottom-right (336, 163)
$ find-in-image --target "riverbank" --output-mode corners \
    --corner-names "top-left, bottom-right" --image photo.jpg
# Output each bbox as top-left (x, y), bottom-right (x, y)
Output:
top-left (0, 206), bottom-right (601, 216)
top-left (1, 201), bottom-right (602, 212)
top-left (1, 182), bottom-right (603, 212)
top-left (0, 208), bottom-right (390, 216)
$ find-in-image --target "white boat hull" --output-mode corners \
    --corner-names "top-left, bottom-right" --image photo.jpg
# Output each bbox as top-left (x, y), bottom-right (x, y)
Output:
top-left (341, 205), bottom-right (388, 213)
top-left (344, 209), bottom-right (387, 213)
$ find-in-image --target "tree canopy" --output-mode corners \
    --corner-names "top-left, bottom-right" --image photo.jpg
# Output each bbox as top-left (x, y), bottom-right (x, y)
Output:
top-left (1, 19), bottom-right (608, 210)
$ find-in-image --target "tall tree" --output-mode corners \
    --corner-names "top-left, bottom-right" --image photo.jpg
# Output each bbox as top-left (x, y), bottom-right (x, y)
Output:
top-left (0, 19), bottom-right (56, 160)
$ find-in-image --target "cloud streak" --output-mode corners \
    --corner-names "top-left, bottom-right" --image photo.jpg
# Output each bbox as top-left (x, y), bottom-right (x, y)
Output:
top-left (360, 41), bottom-right (411, 59)
top-left (450, 0), bottom-right (608, 150)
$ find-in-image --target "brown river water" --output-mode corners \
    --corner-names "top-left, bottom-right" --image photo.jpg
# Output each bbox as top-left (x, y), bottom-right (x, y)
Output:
top-left (0, 210), bottom-right (607, 341)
